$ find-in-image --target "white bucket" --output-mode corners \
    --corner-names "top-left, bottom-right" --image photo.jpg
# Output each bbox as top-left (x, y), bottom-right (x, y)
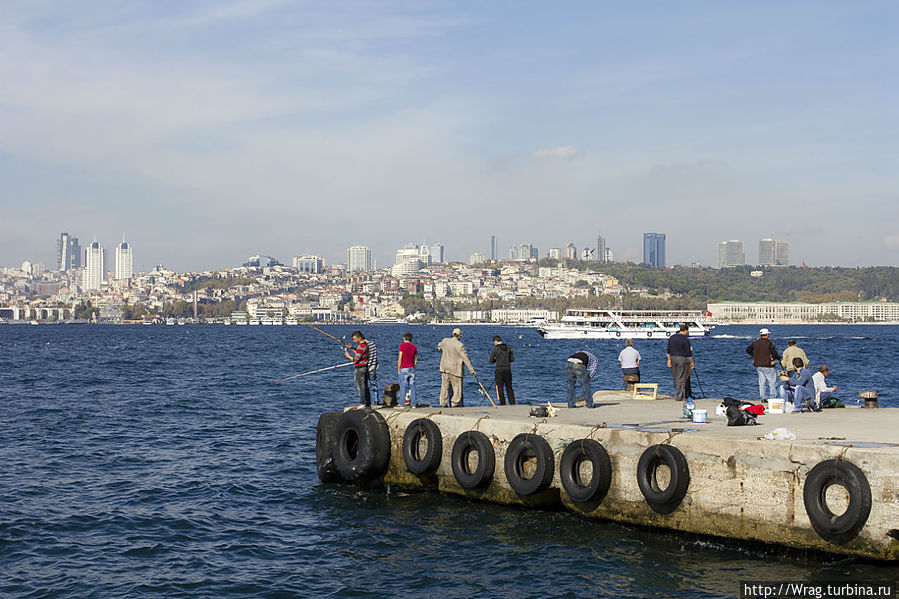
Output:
top-left (692, 409), bottom-right (707, 423)
top-left (767, 399), bottom-right (784, 414)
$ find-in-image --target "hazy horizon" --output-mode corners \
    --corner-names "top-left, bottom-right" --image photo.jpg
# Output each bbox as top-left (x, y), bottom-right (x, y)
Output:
top-left (1, 1), bottom-right (896, 271)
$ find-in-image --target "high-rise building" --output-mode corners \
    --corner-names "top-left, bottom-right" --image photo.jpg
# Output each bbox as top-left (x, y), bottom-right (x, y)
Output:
top-left (603, 247), bottom-right (614, 263)
top-left (115, 237), bottom-right (133, 281)
top-left (717, 240), bottom-right (744, 268)
top-left (643, 233), bottom-right (666, 267)
top-left (565, 243), bottom-right (577, 260)
top-left (57, 232), bottom-right (81, 271)
top-left (548, 247), bottom-right (562, 260)
top-left (293, 255), bottom-right (324, 273)
top-left (393, 244), bottom-right (422, 275)
top-left (758, 236), bottom-right (790, 267)
top-left (596, 234), bottom-right (607, 263)
top-left (418, 244), bottom-right (431, 267)
top-left (490, 235), bottom-right (497, 261)
top-left (346, 245), bottom-right (373, 272)
top-left (82, 240), bottom-right (104, 291)
top-left (508, 246), bottom-right (517, 259)
top-left (428, 242), bottom-right (445, 264)
top-left (469, 252), bottom-right (486, 265)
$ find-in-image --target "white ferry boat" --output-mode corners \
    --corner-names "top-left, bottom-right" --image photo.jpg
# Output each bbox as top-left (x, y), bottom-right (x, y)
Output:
top-left (536, 309), bottom-right (712, 339)
top-left (367, 316), bottom-right (405, 324)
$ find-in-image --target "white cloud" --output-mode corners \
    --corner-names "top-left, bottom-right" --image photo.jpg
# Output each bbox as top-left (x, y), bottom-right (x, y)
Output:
top-left (532, 146), bottom-right (578, 159)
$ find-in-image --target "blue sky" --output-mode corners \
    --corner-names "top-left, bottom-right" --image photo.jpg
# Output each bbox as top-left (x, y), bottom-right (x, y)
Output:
top-left (1, 1), bottom-right (896, 271)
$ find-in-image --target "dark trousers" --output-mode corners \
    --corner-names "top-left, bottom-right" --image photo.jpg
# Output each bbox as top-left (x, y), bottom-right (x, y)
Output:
top-left (494, 368), bottom-right (515, 405)
top-left (670, 356), bottom-right (690, 400)
top-left (354, 367), bottom-right (371, 407)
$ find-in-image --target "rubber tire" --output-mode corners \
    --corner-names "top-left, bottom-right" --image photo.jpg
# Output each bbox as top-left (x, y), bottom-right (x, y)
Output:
top-left (803, 459), bottom-right (872, 545)
top-left (332, 409), bottom-right (391, 482)
top-left (451, 431), bottom-right (495, 490)
top-left (636, 444), bottom-right (690, 514)
top-left (560, 439), bottom-right (612, 504)
top-left (504, 433), bottom-right (554, 496)
top-left (316, 411), bottom-right (344, 483)
top-left (402, 418), bottom-right (443, 475)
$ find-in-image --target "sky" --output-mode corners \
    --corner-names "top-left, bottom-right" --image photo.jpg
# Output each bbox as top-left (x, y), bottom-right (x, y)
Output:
top-left (1, 1), bottom-right (896, 271)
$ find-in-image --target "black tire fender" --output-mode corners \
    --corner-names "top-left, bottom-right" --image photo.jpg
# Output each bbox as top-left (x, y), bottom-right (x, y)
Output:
top-left (503, 433), bottom-right (554, 496)
top-left (560, 439), bottom-right (612, 504)
top-left (402, 418), bottom-right (443, 475)
top-left (803, 459), bottom-right (872, 545)
top-left (332, 409), bottom-right (391, 482)
top-left (316, 411), bottom-right (344, 483)
top-left (451, 430), bottom-right (495, 490)
top-left (636, 444), bottom-right (690, 514)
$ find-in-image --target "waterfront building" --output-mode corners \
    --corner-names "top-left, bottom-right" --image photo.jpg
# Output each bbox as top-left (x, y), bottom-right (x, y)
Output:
top-left (548, 247), bottom-right (562, 260)
top-left (758, 236), bottom-right (790, 267)
top-left (643, 233), bottom-right (666, 267)
top-left (469, 252), bottom-right (486, 265)
top-left (565, 243), bottom-right (577, 260)
top-left (428, 242), bottom-right (445, 264)
top-left (707, 301), bottom-right (899, 323)
top-left (717, 240), bottom-right (744, 268)
top-left (82, 240), bottom-right (104, 291)
top-left (114, 237), bottom-right (133, 281)
top-left (596, 234), bottom-right (607, 263)
top-left (293, 255), bottom-right (323, 274)
top-left (490, 235), bottom-right (497, 261)
top-left (346, 245), bottom-right (373, 272)
top-left (57, 232), bottom-right (81, 271)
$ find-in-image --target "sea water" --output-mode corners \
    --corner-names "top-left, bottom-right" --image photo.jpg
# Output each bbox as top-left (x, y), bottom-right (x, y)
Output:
top-left (2, 324), bottom-right (896, 598)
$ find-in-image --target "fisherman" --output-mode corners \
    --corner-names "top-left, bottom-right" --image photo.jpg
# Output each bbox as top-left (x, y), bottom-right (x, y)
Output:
top-left (746, 328), bottom-right (781, 400)
top-left (666, 324), bottom-right (694, 401)
top-left (566, 350), bottom-right (598, 408)
top-left (489, 335), bottom-right (515, 405)
top-left (344, 330), bottom-right (371, 408)
top-left (780, 339), bottom-right (809, 375)
top-left (617, 338), bottom-right (641, 389)
top-left (788, 358), bottom-right (815, 412)
top-left (397, 332), bottom-right (418, 407)
top-left (437, 328), bottom-right (477, 408)
top-left (812, 365), bottom-right (838, 410)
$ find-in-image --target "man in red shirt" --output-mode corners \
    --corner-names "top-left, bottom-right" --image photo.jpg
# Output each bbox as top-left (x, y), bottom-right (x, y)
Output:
top-left (344, 330), bottom-right (370, 407)
top-left (397, 332), bottom-right (418, 407)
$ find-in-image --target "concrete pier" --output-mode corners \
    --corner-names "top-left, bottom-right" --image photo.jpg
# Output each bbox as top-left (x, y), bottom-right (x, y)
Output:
top-left (319, 391), bottom-right (899, 561)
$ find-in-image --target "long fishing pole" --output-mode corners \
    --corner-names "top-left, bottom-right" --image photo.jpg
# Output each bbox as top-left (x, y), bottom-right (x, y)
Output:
top-left (298, 320), bottom-right (352, 349)
top-left (472, 372), bottom-right (497, 408)
top-left (271, 361), bottom-right (353, 384)
top-left (691, 365), bottom-right (707, 398)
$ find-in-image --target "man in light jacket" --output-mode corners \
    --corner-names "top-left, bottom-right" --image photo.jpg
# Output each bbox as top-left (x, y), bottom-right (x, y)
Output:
top-left (438, 328), bottom-right (477, 407)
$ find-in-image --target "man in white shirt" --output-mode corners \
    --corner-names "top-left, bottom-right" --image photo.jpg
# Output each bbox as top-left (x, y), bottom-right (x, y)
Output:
top-left (811, 364), bottom-right (837, 411)
top-left (618, 339), bottom-right (641, 388)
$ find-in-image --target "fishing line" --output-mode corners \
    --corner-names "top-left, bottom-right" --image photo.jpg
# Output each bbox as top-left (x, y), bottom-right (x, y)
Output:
top-left (271, 361), bottom-right (354, 384)
top-left (298, 320), bottom-right (352, 349)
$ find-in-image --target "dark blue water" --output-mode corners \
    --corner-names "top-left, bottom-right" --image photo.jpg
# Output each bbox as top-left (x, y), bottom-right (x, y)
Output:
top-left (2, 324), bottom-right (897, 598)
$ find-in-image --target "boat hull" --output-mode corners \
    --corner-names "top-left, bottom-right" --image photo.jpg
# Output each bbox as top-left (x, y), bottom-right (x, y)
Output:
top-left (537, 327), bottom-right (708, 339)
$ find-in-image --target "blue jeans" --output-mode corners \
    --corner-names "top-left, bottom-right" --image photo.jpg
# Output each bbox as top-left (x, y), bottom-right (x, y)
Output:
top-left (793, 385), bottom-right (814, 411)
top-left (368, 370), bottom-right (379, 403)
top-left (354, 367), bottom-right (370, 407)
top-left (399, 367), bottom-right (416, 404)
top-left (756, 367), bottom-right (777, 399)
top-left (566, 362), bottom-right (593, 408)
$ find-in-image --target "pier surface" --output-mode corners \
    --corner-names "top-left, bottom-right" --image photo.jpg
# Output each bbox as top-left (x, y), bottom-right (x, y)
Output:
top-left (323, 391), bottom-right (899, 560)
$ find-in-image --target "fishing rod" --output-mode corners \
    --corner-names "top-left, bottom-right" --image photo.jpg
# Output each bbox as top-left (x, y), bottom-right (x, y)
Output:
top-left (472, 371), bottom-right (497, 408)
top-left (298, 320), bottom-right (352, 349)
top-left (691, 364), bottom-right (707, 399)
top-left (271, 361), bottom-right (353, 384)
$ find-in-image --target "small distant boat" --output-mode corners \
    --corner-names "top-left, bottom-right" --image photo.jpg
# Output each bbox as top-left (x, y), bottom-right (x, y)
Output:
top-left (234, 320), bottom-right (248, 326)
top-left (284, 317), bottom-right (299, 325)
top-left (537, 309), bottom-right (713, 339)
top-left (165, 318), bottom-right (176, 326)
top-left (249, 319), bottom-right (261, 326)
top-left (367, 316), bottom-right (405, 324)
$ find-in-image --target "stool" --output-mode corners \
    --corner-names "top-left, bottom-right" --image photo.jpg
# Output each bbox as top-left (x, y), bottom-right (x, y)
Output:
top-left (632, 383), bottom-right (658, 400)
top-left (622, 373), bottom-right (640, 392)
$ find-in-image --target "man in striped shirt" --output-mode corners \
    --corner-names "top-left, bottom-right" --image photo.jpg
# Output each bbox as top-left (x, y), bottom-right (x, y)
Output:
top-left (344, 330), bottom-right (371, 407)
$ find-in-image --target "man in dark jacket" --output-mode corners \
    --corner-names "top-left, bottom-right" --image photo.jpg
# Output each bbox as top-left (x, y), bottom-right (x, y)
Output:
top-left (488, 335), bottom-right (515, 405)
top-left (666, 324), bottom-right (694, 400)
top-left (747, 328), bottom-right (780, 400)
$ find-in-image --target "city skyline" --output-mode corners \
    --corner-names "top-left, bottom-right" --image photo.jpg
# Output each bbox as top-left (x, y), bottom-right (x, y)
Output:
top-left (1, 2), bottom-right (896, 271)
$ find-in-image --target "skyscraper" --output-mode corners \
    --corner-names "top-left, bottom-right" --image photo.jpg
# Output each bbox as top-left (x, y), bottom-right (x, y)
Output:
top-left (346, 245), bottom-right (373, 272)
top-left (57, 232), bottom-right (81, 271)
top-left (565, 243), bottom-right (577, 260)
top-left (82, 240), bottom-right (104, 291)
top-left (596, 234), bottom-right (606, 263)
top-left (717, 240), bottom-right (744, 268)
top-left (490, 235), bottom-right (497, 261)
top-left (115, 237), bottom-right (133, 281)
top-left (758, 236), bottom-right (790, 267)
top-left (548, 247), bottom-right (562, 260)
top-left (428, 242), bottom-right (445, 264)
top-left (643, 233), bottom-right (666, 267)
top-left (294, 255), bottom-right (324, 273)
top-left (775, 241), bottom-right (790, 266)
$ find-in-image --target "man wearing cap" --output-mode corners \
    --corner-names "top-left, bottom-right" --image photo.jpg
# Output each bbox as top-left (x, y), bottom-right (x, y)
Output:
top-left (438, 328), bottom-right (477, 407)
top-left (747, 328), bottom-right (781, 400)
top-left (666, 324), bottom-right (694, 400)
